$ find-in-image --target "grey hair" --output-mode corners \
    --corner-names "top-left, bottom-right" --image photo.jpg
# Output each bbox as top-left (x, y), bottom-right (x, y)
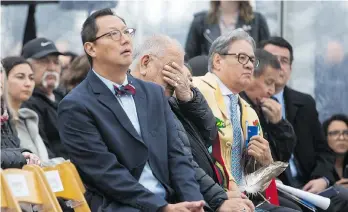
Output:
top-left (208, 28), bottom-right (256, 72)
top-left (130, 34), bottom-right (184, 70)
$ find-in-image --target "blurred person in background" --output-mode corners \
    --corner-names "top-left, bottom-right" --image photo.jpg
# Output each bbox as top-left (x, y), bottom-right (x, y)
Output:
top-left (60, 51), bottom-right (78, 74)
top-left (21, 37), bottom-right (69, 159)
top-left (261, 37), bottom-right (348, 212)
top-left (131, 34), bottom-right (255, 212)
top-left (61, 55), bottom-right (90, 93)
top-left (0, 62), bottom-right (41, 169)
top-left (187, 55), bottom-right (209, 77)
top-left (315, 40), bottom-right (348, 123)
top-left (185, 0), bottom-right (270, 61)
top-left (323, 114), bottom-right (348, 187)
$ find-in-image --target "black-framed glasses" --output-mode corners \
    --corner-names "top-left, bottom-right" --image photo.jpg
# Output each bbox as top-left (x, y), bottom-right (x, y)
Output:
top-left (221, 53), bottom-right (260, 67)
top-left (94, 28), bottom-right (136, 42)
top-left (328, 129), bottom-right (348, 139)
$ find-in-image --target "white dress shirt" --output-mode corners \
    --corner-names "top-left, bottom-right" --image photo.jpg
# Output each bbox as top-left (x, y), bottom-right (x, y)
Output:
top-left (93, 70), bottom-right (166, 198)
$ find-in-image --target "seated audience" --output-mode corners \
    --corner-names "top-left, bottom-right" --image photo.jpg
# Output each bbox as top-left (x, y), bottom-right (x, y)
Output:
top-left (193, 29), bottom-right (297, 211)
top-left (2, 56), bottom-right (50, 161)
top-left (58, 9), bottom-right (205, 212)
top-left (323, 114), bottom-right (348, 187)
top-left (0, 62), bottom-right (41, 169)
top-left (260, 36), bottom-right (348, 212)
top-left (21, 37), bottom-right (68, 159)
top-left (131, 34), bottom-right (254, 212)
top-left (240, 49), bottom-right (296, 162)
top-left (61, 55), bottom-right (90, 93)
top-left (240, 49), bottom-right (300, 211)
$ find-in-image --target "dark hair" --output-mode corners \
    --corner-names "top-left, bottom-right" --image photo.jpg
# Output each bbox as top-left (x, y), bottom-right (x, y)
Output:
top-left (61, 55), bottom-right (90, 92)
top-left (254, 49), bottom-right (281, 77)
top-left (1, 56), bottom-right (32, 76)
top-left (188, 55), bottom-right (209, 77)
top-left (208, 1), bottom-right (254, 24)
top-left (81, 8), bottom-right (126, 66)
top-left (322, 114), bottom-right (348, 137)
top-left (259, 36), bottom-right (294, 65)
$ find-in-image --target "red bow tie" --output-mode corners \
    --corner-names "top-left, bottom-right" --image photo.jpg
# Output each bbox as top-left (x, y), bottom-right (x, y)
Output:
top-left (114, 84), bottom-right (136, 96)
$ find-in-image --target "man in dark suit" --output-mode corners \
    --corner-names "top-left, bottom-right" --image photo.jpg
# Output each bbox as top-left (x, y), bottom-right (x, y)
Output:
top-left (57, 8), bottom-right (204, 212)
top-left (260, 37), bottom-right (348, 211)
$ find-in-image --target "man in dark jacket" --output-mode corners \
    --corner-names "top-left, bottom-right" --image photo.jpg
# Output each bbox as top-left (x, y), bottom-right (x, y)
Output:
top-left (240, 49), bottom-right (301, 211)
top-left (260, 37), bottom-right (348, 212)
top-left (21, 37), bottom-right (68, 159)
top-left (131, 35), bottom-right (255, 212)
top-left (241, 49), bottom-right (297, 162)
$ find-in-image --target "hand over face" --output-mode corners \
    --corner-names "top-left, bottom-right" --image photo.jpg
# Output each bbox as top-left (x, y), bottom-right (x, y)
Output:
top-left (22, 152), bottom-right (41, 166)
top-left (247, 135), bottom-right (273, 166)
top-left (162, 62), bottom-right (192, 102)
top-left (217, 198), bottom-right (255, 212)
top-left (303, 178), bottom-right (328, 194)
top-left (260, 98), bottom-right (282, 124)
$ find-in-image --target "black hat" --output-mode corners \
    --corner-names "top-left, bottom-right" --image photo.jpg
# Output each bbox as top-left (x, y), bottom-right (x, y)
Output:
top-left (21, 38), bottom-right (62, 59)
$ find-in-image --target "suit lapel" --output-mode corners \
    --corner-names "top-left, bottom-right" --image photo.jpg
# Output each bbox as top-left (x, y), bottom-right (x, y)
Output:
top-left (87, 71), bottom-right (144, 144)
top-left (128, 75), bottom-right (149, 143)
top-left (201, 73), bottom-right (229, 120)
top-left (284, 86), bottom-right (301, 125)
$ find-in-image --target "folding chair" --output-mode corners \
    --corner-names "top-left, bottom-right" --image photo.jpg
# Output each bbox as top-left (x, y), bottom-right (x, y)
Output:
top-left (1, 169), bottom-right (22, 212)
top-left (2, 166), bottom-right (62, 212)
top-left (61, 161), bottom-right (86, 194)
top-left (43, 162), bottom-right (90, 212)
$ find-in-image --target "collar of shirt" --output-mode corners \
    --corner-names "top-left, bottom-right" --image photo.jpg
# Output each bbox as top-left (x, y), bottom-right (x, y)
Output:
top-left (93, 69), bottom-right (128, 95)
top-left (274, 88), bottom-right (284, 102)
top-left (213, 73), bottom-right (239, 98)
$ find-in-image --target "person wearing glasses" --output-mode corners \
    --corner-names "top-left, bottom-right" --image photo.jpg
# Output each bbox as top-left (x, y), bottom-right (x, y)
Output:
top-left (322, 114), bottom-right (348, 188)
top-left (193, 29), bottom-right (298, 211)
top-left (20, 37), bottom-right (68, 159)
top-left (57, 9), bottom-right (205, 212)
top-left (322, 114), bottom-right (348, 211)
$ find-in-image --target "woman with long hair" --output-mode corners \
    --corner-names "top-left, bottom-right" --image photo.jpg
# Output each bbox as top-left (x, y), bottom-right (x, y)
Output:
top-left (185, 0), bottom-right (270, 60)
top-left (1, 62), bottom-right (41, 168)
top-left (2, 56), bottom-right (52, 161)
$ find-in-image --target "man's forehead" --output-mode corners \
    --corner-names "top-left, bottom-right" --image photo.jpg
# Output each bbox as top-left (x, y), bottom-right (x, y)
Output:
top-left (264, 66), bottom-right (279, 76)
top-left (96, 15), bottom-right (126, 31)
top-left (164, 50), bottom-right (184, 66)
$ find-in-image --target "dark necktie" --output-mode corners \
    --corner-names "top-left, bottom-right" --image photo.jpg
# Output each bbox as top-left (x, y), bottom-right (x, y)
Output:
top-left (114, 84), bottom-right (136, 96)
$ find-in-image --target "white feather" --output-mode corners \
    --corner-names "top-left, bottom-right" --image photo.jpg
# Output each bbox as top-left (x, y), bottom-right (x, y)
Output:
top-left (240, 161), bottom-right (288, 195)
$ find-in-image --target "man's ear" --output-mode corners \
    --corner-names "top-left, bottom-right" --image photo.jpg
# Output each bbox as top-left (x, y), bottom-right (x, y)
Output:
top-left (139, 55), bottom-right (151, 76)
top-left (213, 53), bottom-right (222, 71)
top-left (84, 42), bottom-right (96, 59)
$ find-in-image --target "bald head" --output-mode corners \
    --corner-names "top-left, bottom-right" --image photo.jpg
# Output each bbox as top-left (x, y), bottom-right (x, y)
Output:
top-left (131, 35), bottom-right (184, 94)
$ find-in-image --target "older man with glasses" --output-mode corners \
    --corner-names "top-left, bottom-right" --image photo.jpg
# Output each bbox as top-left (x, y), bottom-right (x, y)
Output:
top-left (193, 29), bottom-right (299, 211)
